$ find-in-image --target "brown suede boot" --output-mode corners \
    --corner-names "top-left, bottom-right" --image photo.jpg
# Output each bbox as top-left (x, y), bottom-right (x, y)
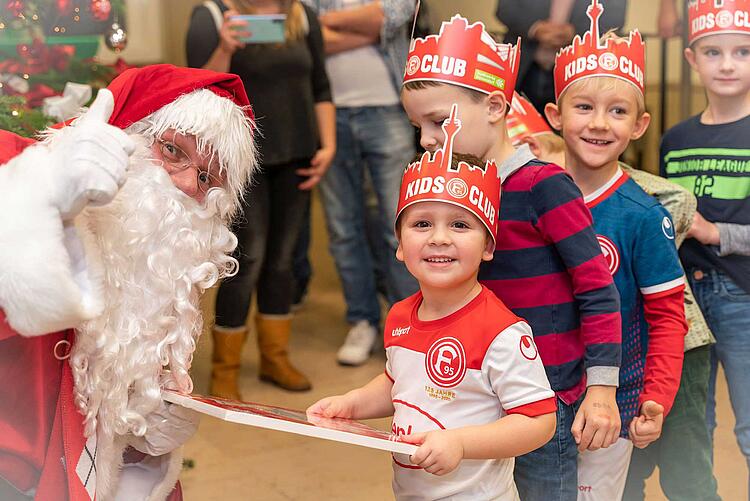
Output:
top-left (256, 314), bottom-right (311, 391)
top-left (210, 326), bottom-right (247, 400)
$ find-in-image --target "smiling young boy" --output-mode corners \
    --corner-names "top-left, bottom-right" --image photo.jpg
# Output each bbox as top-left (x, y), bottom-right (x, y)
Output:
top-left (399, 14), bottom-right (622, 501)
top-left (308, 105), bottom-right (556, 500)
top-left (543, 1), bottom-right (688, 498)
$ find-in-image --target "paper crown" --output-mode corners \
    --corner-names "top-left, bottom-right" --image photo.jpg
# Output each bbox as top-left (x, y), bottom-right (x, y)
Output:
top-left (506, 92), bottom-right (553, 145)
top-left (403, 14), bottom-right (520, 102)
top-left (687, 0), bottom-right (750, 45)
top-left (396, 104), bottom-right (500, 244)
top-left (553, 0), bottom-right (645, 99)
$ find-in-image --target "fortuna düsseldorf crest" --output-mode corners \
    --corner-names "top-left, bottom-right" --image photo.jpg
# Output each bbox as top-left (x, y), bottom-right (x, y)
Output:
top-left (403, 14), bottom-right (520, 102)
top-left (425, 337), bottom-right (467, 388)
top-left (687, 0), bottom-right (750, 45)
top-left (597, 234), bottom-right (621, 275)
top-left (395, 103), bottom-right (501, 244)
top-left (553, 0), bottom-right (645, 99)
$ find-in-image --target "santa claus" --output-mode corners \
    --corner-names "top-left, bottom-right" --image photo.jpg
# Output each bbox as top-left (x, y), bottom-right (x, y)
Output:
top-left (0, 65), bottom-right (257, 500)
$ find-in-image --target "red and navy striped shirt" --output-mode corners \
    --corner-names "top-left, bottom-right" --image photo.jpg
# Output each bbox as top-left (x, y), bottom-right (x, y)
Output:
top-left (481, 151), bottom-right (622, 404)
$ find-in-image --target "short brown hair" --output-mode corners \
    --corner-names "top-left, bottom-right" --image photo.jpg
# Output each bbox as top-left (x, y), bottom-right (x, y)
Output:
top-left (401, 80), bottom-right (486, 103)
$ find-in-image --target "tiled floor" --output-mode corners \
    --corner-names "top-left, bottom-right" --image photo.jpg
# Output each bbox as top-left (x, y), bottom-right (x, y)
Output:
top-left (181, 196), bottom-right (747, 500)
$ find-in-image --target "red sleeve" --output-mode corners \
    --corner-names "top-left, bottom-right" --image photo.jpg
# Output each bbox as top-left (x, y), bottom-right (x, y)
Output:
top-left (531, 167), bottom-right (622, 375)
top-left (638, 287), bottom-right (687, 417)
top-left (506, 396), bottom-right (557, 417)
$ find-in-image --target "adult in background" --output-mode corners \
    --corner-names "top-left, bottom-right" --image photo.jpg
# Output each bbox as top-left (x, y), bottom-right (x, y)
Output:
top-left (497, 0), bottom-right (628, 112)
top-left (0, 64), bottom-right (257, 500)
top-left (187, 0), bottom-right (335, 396)
top-left (302, 0), bottom-right (418, 366)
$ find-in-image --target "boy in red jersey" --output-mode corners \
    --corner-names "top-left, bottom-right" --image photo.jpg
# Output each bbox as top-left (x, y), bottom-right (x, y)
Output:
top-left (308, 104), bottom-right (556, 500)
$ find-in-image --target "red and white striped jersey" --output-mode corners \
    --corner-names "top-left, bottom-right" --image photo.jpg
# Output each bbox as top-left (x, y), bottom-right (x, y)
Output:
top-left (385, 286), bottom-right (556, 500)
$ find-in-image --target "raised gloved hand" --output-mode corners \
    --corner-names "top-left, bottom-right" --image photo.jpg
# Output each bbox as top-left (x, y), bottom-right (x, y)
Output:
top-left (45, 88), bottom-right (135, 220)
top-left (127, 400), bottom-right (201, 457)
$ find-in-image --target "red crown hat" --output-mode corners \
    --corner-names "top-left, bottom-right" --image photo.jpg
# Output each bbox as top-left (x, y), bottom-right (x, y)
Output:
top-left (687, 0), bottom-right (750, 45)
top-left (403, 14), bottom-right (520, 102)
top-left (553, 0), bottom-right (645, 100)
top-left (396, 104), bottom-right (500, 244)
top-left (506, 92), bottom-right (553, 145)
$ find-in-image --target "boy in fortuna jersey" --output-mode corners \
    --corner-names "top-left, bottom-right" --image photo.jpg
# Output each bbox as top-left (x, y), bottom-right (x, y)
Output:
top-left (544, 0), bottom-right (688, 498)
top-left (307, 104), bottom-right (556, 501)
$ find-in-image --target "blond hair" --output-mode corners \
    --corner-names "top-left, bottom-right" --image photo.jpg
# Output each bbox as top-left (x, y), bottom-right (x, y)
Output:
top-left (232, 0), bottom-right (306, 42)
top-left (560, 76), bottom-right (646, 116)
top-left (536, 132), bottom-right (566, 155)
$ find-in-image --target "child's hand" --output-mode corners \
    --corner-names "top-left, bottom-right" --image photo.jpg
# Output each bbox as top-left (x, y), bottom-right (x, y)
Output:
top-left (687, 212), bottom-right (720, 245)
top-left (571, 385), bottom-right (621, 451)
top-left (629, 400), bottom-right (664, 448)
top-left (306, 395), bottom-right (356, 419)
top-left (403, 430), bottom-right (464, 476)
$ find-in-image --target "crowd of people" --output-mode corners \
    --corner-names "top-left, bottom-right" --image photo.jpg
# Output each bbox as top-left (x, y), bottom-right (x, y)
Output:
top-left (0, 0), bottom-right (748, 499)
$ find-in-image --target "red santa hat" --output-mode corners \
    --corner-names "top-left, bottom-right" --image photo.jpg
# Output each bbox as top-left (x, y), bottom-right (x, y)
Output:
top-left (102, 64), bottom-right (257, 211)
top-left (506, 92), bottom-right (553, 145)
top-left (403, 14), bottom-right (520, 103)
top-left (396, 103), bottom-right (500, 244)
top-left (553, 0), bottom-right (645, 100)
top-left (687, 0), bottom-right (750, 45)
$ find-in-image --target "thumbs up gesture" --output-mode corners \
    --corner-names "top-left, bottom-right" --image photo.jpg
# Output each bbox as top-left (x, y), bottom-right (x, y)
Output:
top-left (629, 400), bottom-right (665, 449)
top-left (49, 89), bottom-right (136, 220)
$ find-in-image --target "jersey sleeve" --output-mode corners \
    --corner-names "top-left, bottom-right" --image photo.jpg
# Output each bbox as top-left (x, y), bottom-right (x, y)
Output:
top-left (633, 204), bottom-right (687, 416)
top-left (484, 321), bottom-right (557, 417)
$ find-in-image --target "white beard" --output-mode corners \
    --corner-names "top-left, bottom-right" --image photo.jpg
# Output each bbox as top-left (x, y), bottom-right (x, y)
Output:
top-left (68, 143), bottom-right (238, 447)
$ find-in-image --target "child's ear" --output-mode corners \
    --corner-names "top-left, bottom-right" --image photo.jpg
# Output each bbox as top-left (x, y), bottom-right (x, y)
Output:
top-left (482, 236), bottom-right (495, 261)
top-left (544, 103), bottom-right (563, 132)
top-left (396, 240), bottom-right (405, 263)
top-left (631, 111), bottom-right (651, 140)
top-left (487, 91), bottom-right (509, 124)
top-left (684, 47), bottom-right (698, 70)
top-left (522, 136), bottom-right (544, 159)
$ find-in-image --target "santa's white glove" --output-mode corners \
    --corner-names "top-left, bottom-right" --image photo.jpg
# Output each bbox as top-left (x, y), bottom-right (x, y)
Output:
top-left (128, 401), bottom-right (200, 457)
top-left (0, 88), bottom-right (135, 336)
top-left (45, 88), bottom-right (135, 220)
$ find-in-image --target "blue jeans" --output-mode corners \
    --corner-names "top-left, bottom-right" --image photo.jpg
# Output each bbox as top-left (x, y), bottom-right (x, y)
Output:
top-left (690, 268), bottom-right (750, 496)
top-left (318, 105), bottom-right (418, 326)
top-left (514, 397), bottom-right (580, 501)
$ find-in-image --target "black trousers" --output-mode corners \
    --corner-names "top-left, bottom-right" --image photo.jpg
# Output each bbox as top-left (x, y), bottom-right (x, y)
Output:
top-left (215, 159), bottom-right (311, 327)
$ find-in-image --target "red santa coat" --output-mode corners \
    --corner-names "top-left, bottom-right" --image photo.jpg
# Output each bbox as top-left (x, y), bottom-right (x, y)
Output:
top-left (0, 314), bottom-right (95, 500)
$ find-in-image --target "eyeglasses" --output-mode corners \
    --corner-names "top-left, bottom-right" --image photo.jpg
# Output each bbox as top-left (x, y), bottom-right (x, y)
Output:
top-left (155, 138), bottom-right (222, 193)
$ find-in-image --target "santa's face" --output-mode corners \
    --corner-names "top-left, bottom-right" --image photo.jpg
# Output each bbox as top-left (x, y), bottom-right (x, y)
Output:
top-left (150, 128), bottom-right (227, 203)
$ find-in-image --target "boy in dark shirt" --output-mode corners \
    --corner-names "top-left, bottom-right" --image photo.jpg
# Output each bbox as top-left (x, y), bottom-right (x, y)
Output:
top-left (659, 0), bottom-right (750, 496)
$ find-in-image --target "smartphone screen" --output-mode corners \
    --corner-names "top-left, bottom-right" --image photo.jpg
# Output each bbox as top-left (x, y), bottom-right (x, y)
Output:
top-left (231, 14), bottom-right (286, 44)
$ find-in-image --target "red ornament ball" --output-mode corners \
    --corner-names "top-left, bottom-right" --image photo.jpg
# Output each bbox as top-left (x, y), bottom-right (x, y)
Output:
top-left (90, 0), bottom-right (111, 21)
top-left (56, 0), bottom-right (72, 15)
top-left (6, 0), bottom-right (25, 18)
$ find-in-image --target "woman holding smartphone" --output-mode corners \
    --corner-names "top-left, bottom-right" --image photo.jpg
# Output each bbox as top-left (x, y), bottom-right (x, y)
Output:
top-left (186, 0), bottom-right (334, 396)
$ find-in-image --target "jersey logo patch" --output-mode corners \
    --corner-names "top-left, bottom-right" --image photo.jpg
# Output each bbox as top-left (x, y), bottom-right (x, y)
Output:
top-left (519, 335), bottom-right (538, 360)
top-left (661, 216), bottom-right (675, 240)
top-left (597, 234), bottom-right (621, 275)
top-left (425, 337), bottom-right (466, 388)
